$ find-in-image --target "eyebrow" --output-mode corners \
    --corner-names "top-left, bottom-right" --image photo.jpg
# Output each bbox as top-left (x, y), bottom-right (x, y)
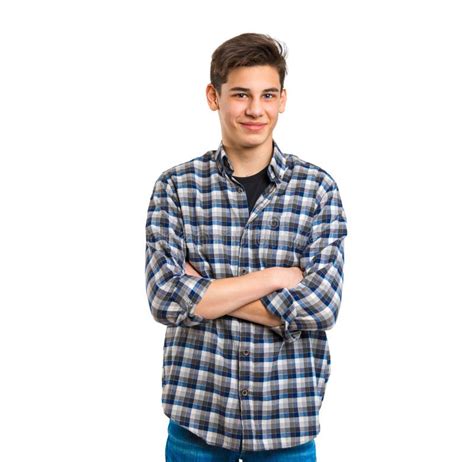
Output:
top-left (229, 87), bottom-right (281, 93)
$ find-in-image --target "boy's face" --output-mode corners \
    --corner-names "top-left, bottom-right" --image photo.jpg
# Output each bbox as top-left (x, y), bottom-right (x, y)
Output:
top-left (206, 65), bottom-right (287, 153)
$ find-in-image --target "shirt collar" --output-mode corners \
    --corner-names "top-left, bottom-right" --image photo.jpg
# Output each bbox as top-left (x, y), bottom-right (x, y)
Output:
top-left (213, 140), bottom-right (288, 184)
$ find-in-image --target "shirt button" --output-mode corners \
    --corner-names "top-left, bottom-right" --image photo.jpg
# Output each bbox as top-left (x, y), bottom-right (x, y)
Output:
top-left (238, 187), bottom-right (244, 193)
top-left (270, 218), bottom-right (279, 229)
top-left (242, 350), bottom-right (250, 356)
top-left (240, 269), bottom-right (248, 275)
top-left (241, 389), bottom-right (249, 397)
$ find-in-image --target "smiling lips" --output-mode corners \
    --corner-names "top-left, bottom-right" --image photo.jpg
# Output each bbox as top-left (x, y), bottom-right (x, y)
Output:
top-left (240, 122), bottom-right (267, 131)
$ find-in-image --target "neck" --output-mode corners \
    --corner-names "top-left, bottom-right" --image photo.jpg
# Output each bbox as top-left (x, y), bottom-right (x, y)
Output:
top-left (222, 139), bottom-right (274, 177)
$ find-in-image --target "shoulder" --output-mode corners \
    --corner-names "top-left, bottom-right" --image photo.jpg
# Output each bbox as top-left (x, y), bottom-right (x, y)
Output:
top-left (286, 152), bottom-right (340, 196)
top-left (154, 150), bottom-right (214, 187)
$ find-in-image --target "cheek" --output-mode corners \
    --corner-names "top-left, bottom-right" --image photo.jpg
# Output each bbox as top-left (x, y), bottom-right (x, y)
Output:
top-left (221, 108), bottom-right (241, 126)
top-left (269, 104), bottom-right (281, 117)
top-left (218, 110), bottom-right (231, 128)
top-left (267, 110), bottom-right (279, 126)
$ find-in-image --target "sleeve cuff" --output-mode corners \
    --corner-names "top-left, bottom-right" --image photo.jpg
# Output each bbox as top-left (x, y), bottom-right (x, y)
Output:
top-left (173, 274), bottom-right (213, 326)
top-left (260, 288), bottom-right (302, 343)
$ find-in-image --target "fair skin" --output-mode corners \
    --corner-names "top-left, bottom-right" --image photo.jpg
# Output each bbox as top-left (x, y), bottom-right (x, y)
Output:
top-left (185, 262), bottom-right (304, 327)
top-left (186, 65), bottom-right (303, 327)
top-left (205, 65), bottom-right (287, 177)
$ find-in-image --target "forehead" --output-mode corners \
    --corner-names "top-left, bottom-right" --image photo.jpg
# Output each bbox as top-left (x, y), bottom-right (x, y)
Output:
top-left (223, 65), bottom-right (281, 91)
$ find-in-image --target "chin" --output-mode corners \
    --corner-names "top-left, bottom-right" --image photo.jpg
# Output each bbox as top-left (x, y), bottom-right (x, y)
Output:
top-left (225, 131), bottom-right (272, 149)
top-left (240, 140), bottom-right (267, 149)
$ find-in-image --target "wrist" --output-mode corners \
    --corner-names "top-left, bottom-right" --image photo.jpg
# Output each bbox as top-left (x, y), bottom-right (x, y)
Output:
top-left (264, 267), bottom-right (283, 291)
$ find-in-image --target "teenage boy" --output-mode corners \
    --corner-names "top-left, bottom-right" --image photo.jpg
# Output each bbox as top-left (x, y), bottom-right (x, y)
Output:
top-left (145, 32), bottom-right (348, 461)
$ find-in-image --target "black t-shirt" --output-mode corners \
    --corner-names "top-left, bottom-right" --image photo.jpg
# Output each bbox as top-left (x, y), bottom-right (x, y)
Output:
top-left (233, 164), bottom-right (271, 214)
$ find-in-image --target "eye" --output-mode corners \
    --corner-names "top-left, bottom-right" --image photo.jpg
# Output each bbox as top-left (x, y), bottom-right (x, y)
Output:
top-left (263, 93), bottom-right (275, 99)
top-left (233, 93), bottom-right (248, 98)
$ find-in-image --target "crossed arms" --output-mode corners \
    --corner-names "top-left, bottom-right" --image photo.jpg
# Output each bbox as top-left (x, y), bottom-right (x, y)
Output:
top-left (145, 175), bottom-right (347, 343)
top-left (183, 260), bottom-right (303, 328)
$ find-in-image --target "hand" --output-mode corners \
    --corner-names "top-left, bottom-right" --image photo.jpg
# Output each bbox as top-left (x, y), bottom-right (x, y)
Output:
top-left (184, 260), bottom-right (202, 277)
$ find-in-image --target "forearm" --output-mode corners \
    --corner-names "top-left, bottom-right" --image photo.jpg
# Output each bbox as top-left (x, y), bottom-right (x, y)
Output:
top-left (227, 299), bottom-right (283, 327)
top-left (194, 268), bottom-right (279, 320)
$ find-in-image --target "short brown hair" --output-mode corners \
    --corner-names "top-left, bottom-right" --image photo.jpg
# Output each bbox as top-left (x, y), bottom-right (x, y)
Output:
top-left (210, 33), bottom-right (288, 95)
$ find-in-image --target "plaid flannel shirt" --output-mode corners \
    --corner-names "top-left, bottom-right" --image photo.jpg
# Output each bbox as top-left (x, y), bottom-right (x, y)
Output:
top-left (145, 140), bottom-right (348, 451)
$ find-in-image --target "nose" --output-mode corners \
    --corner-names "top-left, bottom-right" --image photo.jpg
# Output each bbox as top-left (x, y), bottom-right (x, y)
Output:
top-left (245, 98), bottom-right (264, 118)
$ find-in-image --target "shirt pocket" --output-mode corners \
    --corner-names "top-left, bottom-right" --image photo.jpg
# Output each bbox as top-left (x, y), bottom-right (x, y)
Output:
top-left (184, 225), bottom-right (232, 275)
top-left (256, 213), bottom-right (311, 267)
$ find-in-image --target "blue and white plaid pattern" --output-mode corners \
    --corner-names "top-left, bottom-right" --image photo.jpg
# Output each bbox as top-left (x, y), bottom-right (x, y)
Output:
top-left (145, 141), bottom-right (348, 452)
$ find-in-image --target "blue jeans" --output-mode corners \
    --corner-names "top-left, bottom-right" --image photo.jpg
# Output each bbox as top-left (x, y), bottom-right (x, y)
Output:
top-left (165, 419), bottom-right (317, 462)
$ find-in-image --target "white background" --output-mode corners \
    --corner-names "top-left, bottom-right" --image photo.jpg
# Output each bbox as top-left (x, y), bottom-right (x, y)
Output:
top-left (1, 1), bottom-right (473, 461)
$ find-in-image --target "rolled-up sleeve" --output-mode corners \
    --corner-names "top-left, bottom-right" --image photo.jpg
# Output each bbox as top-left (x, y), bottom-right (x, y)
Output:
top-left (145, 175), bottom-right (213, 327)
top-left (260, 180), bottom-right (348, 343)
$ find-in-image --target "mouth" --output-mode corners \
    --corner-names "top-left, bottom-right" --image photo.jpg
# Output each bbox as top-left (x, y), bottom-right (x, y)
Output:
top-left (240, 122), bottom-right (267, 131)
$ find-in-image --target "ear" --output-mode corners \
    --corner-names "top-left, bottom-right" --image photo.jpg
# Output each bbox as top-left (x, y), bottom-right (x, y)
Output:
top-left (278, 88), bottom-right (287, 113)
top-left (206, 84), bottom-right (220, 111)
